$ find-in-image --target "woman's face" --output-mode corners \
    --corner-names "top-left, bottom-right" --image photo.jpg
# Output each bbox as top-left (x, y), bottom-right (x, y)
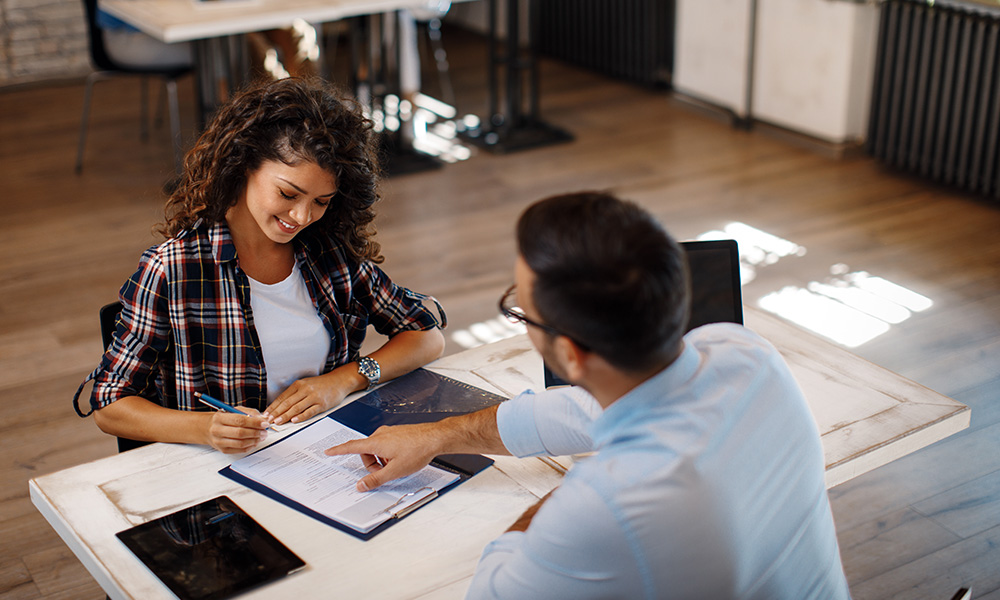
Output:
top-left (232, 159), bottom-right (337, 245)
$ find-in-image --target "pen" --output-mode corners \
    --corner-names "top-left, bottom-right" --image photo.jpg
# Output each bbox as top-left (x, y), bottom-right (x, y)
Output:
top-left (195, 392), bottom-right (275, 430)
top-left (205, 511), bottom-right (235, 525)
top-left (194, 391), bottom-right (244, 414)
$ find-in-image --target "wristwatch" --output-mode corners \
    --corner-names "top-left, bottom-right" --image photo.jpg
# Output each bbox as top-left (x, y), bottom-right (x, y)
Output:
top-left (357, 356), bottom-right (381, 390)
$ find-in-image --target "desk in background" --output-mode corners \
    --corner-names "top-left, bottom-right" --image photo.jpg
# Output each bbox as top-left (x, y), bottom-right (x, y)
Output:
top-left (99, 0), bottom-right (476, 173)
top-left (30, 308), bottom-right (969, 598)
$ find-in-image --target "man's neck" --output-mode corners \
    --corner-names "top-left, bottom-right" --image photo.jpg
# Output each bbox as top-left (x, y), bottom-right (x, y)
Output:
top-left (583, 348), bottom-right (680, 409)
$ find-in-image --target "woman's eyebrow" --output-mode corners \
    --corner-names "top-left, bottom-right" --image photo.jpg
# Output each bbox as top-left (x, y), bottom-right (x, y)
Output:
top-left (277, 177), bottom-right (336, 197)
top-left (277, 177), bottom-right (307, 194)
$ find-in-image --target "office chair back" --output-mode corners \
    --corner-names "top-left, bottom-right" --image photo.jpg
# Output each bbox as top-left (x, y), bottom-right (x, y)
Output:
top-left (82, 0), bottom-right (120, 73)
top-left (98, 301), bottom-right (150, 453)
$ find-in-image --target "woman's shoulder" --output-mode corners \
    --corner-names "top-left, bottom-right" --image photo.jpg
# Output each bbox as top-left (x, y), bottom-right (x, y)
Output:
top-left (138, 223), bottom-right (216, 267)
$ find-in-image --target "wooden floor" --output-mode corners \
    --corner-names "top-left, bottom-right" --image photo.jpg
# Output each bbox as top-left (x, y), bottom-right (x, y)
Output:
top-left (1, 28), bottom-right (998, 600)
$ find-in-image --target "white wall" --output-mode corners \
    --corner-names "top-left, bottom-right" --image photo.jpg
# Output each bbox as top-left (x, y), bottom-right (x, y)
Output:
top-left (674, 0), bottom-right (879, 144)
top-left (674, 0), bottom-right (753, 118)
top-left (753, 0), bottom-right (878, 142)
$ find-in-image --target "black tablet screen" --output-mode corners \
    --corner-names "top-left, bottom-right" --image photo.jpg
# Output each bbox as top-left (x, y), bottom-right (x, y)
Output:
top-left (116, 495), bottom-right (305, 600)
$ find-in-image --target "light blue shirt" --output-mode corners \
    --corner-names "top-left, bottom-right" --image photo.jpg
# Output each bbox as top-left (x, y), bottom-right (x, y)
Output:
top-left (471, 323), bottom-right (850, 600)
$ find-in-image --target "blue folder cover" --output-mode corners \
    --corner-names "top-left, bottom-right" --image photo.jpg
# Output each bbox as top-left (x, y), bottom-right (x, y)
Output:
top-left (220, 369), bottom-right (506, 540)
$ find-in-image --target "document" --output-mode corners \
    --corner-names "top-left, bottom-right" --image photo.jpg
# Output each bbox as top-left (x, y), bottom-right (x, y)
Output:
top-left (228, 418), bottom-right (459, 535)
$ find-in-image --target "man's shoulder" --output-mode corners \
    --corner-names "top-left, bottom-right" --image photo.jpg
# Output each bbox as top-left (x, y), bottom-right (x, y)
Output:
top-left (685, 322), bottom-right (777, 358)
top-left (686, 321), bottom-right (759, 341)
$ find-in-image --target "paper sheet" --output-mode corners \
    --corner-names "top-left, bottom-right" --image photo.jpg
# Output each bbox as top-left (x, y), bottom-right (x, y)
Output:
top-left (229, 418), bottom-right (458, 534)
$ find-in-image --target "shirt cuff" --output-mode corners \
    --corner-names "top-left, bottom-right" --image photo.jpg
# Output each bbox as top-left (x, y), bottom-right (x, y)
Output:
top-left (496, 387), bottom-right (601, 458)
top-left (497, 390), bottom-right (546, 457)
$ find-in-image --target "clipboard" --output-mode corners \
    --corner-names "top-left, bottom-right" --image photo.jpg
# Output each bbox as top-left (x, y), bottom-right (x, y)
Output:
top-left (220, 369), bottom-right (504, 540)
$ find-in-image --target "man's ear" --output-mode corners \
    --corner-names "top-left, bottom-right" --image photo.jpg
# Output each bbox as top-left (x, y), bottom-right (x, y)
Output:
top-left (554, 336), bottom-right (588, 382)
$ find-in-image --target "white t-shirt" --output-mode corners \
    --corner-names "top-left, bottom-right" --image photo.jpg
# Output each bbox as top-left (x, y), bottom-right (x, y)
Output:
top-left (248, 263), bottom-right (330, 403)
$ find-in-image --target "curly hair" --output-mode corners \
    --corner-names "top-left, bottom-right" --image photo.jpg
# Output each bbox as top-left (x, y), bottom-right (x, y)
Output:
top-left (157, 77), bottom-right (383, 263)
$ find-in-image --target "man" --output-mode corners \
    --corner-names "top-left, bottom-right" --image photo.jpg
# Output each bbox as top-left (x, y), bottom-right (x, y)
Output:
top-left (326, 192), bottom-right (850, 599)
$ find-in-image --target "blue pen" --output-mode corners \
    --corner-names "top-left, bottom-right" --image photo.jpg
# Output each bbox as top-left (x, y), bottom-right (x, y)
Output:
top-left (194, 391), bottom-right (244, 414)
top-left (195, 391), bottom-right (275, 430)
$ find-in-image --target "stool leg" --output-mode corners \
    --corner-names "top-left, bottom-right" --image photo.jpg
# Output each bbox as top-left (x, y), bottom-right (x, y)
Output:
top-left (75, 71), bottom-right (100, 174)
top-left (140, 76), bottom-right (150, 141)
top-left (166, 78), bottom-right (183, 174)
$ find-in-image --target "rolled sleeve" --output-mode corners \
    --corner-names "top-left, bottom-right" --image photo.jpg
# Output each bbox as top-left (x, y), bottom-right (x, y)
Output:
top-left (356, 262), bottom-right (442, 335)
top-left (497, 387), bottom-right (601, 458)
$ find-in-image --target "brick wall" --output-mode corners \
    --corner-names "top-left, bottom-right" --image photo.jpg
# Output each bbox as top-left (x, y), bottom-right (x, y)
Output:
top-left (0, 0), bottom-right (90, 85)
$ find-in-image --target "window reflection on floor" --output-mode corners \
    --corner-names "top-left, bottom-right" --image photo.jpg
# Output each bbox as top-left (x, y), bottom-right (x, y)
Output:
top-left (451, 314), bottom-right (525, 349)
top-left (700, 222), bottom-right (933, 348)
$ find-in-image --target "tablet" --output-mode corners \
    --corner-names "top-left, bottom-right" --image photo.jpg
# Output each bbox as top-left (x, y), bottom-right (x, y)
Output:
top-left (116, 495), bottom-right (305, 600)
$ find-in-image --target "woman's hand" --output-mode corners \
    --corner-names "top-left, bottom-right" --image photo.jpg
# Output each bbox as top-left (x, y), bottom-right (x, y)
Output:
top-left (264, 328), bottom-right (445, 427)
top-left (205, 408), bottom-right (270, 454)
top-left (265, 371), bottom-right (356, 426)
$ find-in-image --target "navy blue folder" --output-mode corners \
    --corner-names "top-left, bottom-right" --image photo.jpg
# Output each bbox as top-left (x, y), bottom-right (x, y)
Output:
top-left (220, 369), bottom-right (506, 540)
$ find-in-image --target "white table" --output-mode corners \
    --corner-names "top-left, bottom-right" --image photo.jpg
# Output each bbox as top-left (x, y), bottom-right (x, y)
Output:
top-left (30, 309), bottom-right (969, 598)
top-left (99, 0), bottom-right (456, 44)
top-left (436, 307), bottom-right (972, 489)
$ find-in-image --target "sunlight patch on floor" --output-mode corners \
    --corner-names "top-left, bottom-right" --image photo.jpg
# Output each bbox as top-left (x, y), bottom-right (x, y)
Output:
top-left (700, 222), bottom-right (933, 348)
top-left (451, 314), bottom-right (525, 349)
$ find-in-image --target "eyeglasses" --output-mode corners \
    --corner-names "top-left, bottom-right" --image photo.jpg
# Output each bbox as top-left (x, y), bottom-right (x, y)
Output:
top-left (498, 284), bottom-right (589, 349)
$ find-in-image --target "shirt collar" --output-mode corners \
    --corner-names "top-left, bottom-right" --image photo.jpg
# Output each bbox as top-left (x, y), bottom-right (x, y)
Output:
top-left (205, 218), bottom-right (317, 268)
top-left (206, 220), bottom-right (239, 265)
top-left (589, 340), bottom-right (700, 447)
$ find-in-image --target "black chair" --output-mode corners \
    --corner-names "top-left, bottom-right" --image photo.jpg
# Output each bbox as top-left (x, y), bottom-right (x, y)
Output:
top-left (99, 301), bottom-right (150, 453)
top-left (76, 0), bottom-right (191, 174)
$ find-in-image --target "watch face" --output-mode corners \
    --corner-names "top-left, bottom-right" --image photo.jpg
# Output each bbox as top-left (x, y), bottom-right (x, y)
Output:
top-left (359, 357), bottom-right (380, 384)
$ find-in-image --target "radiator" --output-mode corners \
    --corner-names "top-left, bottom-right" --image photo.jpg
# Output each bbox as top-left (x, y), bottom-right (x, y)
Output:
top-left (868, 0), bottom-right (1000, 198)
top-left (535, 0), bottom-right (674, 88)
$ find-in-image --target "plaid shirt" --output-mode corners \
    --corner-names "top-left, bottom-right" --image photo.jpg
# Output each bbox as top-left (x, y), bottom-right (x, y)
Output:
top-left (74, 221), bottom-right (443, 416)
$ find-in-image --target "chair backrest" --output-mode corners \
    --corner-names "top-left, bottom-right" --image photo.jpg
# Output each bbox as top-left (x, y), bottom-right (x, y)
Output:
top-left (99, 301), bottom-right (123, 349)
top-left (81, 0), bottom-right (117, 72)
top-left (80, 0), bottom-right (190, 76)
top-left (98, 301), bottom-right (150, 453)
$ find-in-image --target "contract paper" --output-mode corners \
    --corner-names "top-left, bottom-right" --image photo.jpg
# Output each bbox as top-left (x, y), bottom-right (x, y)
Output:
top-left (229, 418), bottom-right (458, 534)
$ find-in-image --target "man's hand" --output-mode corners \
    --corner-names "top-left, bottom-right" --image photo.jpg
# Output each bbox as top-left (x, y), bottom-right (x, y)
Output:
top-left (325, 405), bottom-right (508, 492)
top-left (324, 422), bottom-right (446, 491)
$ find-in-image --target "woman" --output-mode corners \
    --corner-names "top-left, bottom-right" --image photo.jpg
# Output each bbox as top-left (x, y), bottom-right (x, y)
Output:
top-left (74, 78), bottom-right (446, 454)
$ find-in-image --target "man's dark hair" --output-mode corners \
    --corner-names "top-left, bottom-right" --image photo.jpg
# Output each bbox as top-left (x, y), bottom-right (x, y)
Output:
top-left (517, 191), bottom-right (691, 373)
